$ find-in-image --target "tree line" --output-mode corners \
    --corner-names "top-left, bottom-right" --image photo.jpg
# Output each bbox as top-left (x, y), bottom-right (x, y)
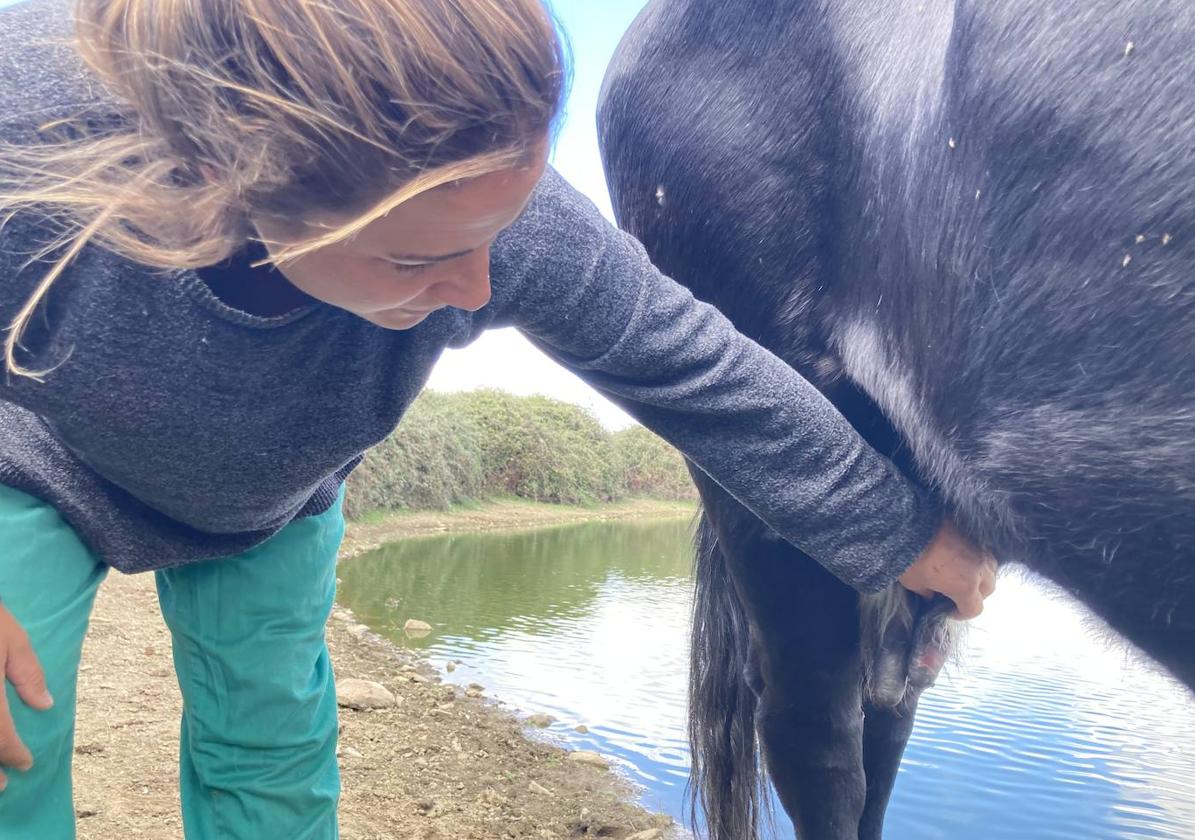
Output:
top-left (344, 389), bottom-right (697, 520)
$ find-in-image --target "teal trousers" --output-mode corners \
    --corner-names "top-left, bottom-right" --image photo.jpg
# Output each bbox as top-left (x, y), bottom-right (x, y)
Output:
top-left (0, 484), bottom-right (345, 839)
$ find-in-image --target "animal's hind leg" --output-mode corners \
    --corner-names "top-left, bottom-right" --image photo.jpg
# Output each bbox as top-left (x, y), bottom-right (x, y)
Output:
top-left (859, 701), bottom-right (918, 840)
top-left (694, 471), bottom-right (867, 840)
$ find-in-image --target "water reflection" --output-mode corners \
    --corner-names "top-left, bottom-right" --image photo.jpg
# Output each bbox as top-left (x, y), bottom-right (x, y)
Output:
top-left (337, 520), bottom-right (693, 638)
top-left (337, 520), bottom-right (1195, 839)
top-left (893, 573), bottom-right (1195, 840)
top-left (336, 520), bottom-right (696, 814)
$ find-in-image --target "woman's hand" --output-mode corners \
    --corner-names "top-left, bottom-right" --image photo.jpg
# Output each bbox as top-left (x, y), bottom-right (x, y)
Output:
top-left (0, 602), bottom-right (52, 791)
top-left (899, 521), bottom-right (997, 620)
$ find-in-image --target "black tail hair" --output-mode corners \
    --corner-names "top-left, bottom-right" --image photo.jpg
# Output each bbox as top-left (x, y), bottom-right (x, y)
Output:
top-left (687, 511), bottom-right (767, 840)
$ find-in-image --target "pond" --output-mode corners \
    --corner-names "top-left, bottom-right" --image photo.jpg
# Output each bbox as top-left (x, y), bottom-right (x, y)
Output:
top-left (337, 518), bottom-right (1195, 839)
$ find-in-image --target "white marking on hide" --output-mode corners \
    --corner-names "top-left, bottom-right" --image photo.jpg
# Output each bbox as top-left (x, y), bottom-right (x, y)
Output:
top-left (835, 319), bottom-right (994, 524)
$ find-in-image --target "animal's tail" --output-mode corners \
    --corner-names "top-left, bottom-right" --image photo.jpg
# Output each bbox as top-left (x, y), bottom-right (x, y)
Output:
top-left (687, 512), bottom-right (767, 840)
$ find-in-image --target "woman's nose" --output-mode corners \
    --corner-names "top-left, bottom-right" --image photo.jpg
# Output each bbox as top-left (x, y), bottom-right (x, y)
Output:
top-left (431, 248), bottom-right (492, 312)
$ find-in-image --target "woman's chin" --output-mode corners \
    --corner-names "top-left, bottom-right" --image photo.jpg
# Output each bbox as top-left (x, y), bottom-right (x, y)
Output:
top-left (364, 308), bottom-right (432, 330)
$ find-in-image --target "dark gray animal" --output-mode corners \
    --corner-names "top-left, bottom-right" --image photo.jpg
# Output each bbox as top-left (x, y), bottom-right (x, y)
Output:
top-left (598, 1), bottom-right (1195, 838)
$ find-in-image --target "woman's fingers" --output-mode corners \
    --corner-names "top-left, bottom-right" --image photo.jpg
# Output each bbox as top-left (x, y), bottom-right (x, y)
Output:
top-left (0, 606), bottom-right (53, 786)
top-left (0, 665), bottom-right (34, 777)
top-left (6, 634), bottom-right (53, 712)
top-left (950, 589), bottom-right (984, 621)
top-left (979, 558), bottom-right (997, 598)
top-left (900, 521), bottom-right (998, 622)
top-left (953, 553), bottom-right (998, 619)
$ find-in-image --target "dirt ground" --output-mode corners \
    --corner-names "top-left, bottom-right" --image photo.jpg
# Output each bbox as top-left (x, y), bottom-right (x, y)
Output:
top-left (70, 501), bottom-right (692, 840)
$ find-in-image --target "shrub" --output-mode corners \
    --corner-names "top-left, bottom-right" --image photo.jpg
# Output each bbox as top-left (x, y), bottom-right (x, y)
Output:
top-left (343, 391), bottom-right (483, 519)
top-left (610, 425), bottom-right (697, 501)
top-left (344, 388), bottom-right (695, 519)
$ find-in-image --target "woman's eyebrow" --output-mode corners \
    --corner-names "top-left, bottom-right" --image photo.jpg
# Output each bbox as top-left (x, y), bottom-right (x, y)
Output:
top-left (386, 247), bottom-right (475, 264)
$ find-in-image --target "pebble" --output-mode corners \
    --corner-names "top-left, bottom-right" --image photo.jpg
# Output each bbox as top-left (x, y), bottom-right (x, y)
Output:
top-left (404, 619), bottom-right (433, 638)
top-left (528, 780), bottom-right (554, 796)
top-left (336, 746), bottom-right (364, 759)
top-left (478, 788), bottom-right (509, 808)
top-left (336, 679), bottom-right (398, 710)
top-left (574, 725), bottom-right (589, 734)
top-left (627, 830), bottom-right (664, 840)
top-left (566, 750), bottom-right (609, 770)
top-left (445, 661), bottom-right (456, 673)
top-left (526, 713), bottom-right (555, 728)
top-left (346, 623), bottom-right (372, 640)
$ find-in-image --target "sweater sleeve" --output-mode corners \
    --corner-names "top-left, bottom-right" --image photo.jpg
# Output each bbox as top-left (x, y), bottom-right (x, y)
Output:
top-left (489, 167), bottom-right (942, 593)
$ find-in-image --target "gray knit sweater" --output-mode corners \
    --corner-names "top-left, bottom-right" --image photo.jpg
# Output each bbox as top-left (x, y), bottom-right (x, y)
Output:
top-left (0, 0), bottom-right (940, 590)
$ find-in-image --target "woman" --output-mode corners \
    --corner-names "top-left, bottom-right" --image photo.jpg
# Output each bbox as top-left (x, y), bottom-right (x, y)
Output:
top-left (0, 0), bottom-right (994, 836)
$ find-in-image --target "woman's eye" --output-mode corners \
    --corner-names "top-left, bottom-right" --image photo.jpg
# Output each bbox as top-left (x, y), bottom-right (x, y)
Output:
top-left (388, 261), bottom-right (429, 275)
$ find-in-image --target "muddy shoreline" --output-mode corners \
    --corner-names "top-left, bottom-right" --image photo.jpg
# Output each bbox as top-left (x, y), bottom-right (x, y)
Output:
top-left (71, 501), bottom-right (692, 839)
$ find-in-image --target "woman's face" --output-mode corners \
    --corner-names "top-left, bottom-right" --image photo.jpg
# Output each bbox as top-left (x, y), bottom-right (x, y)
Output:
top-left (258, 147), bottom-right (548, 330)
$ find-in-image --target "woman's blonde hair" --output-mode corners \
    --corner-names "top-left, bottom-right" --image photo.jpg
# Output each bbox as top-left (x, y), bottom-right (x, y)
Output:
top-left (0, 0), bottom-right (567, 377)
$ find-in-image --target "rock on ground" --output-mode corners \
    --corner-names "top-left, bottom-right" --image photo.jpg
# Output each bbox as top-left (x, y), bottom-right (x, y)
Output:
top-left (403, 618), bottom-right (432, 638)
top-left (567, 750), bottom-right (611, 770)
top-left (336, 678), bottom-right (398, 710)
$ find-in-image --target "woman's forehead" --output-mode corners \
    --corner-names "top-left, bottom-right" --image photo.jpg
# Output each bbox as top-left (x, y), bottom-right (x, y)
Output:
top-left (343, 156), bottom-right (547, 256)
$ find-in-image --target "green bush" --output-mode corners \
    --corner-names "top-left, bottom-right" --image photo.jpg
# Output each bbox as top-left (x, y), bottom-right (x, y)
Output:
top-left (343, 391), bottom-right (484, 519)
top-left (344, 388), bottom-right (695, 520)
top-left (610, 425), bottom-right (697, 501)
top-left (458, 390), bottom-right (622, 504)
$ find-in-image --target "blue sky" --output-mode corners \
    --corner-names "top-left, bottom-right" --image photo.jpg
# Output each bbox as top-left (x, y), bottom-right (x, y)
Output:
top-left (546, 0), bottom-right (650, 215)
